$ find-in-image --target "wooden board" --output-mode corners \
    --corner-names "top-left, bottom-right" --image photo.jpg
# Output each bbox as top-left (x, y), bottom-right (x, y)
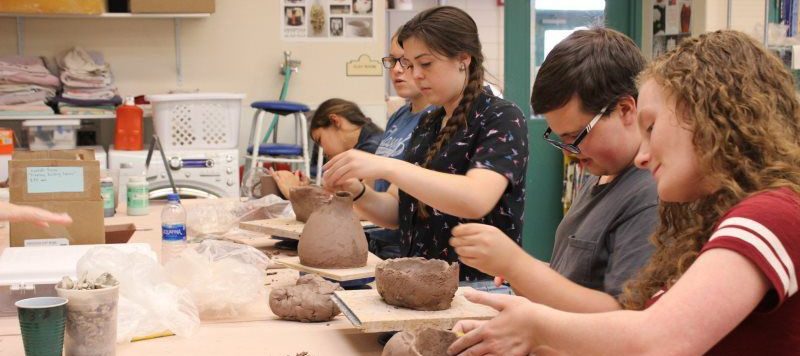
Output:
top-left (274, 253), bottom-right (381, 281)
top-left (332, 287), bottom-right (498, 333)
top-left (239, 218), bottom-right (375, 240)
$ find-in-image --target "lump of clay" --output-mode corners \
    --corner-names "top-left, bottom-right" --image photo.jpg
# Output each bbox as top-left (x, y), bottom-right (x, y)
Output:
top-left (289, 185), bottom-right (331, 222)
top-left (269, 274), bottom-right (343, 322)
top-left (382, 327), bottom-right (459, 356)
top-left (298, 191), bottom-right (368, 268)
top-left (375, 258), bottom-right (459, 311)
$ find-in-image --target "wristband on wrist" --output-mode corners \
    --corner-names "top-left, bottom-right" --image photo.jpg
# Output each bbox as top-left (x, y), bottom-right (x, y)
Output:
top-left (353, 181), bottom-right (367, 201)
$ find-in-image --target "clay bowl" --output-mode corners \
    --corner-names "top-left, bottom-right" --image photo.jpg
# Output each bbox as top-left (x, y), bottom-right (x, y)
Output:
top-left (382, 327), bottom-right (458, 356)
top-left (289, 185), bottom-right (331, 222)
top-left (375, 257), bottom-right (459, 311)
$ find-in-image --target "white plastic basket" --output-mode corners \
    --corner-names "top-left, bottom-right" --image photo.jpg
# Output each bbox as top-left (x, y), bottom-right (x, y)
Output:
top-left (146, 93), bottom-right (246, 149)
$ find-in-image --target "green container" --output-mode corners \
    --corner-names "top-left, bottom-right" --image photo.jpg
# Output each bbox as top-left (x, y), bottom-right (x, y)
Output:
top-left (15, 297), bottom-right (68, 356)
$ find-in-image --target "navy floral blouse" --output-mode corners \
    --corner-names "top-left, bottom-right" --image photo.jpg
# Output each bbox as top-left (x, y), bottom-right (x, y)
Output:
top-left (398, 91), bottom-right (528, 281)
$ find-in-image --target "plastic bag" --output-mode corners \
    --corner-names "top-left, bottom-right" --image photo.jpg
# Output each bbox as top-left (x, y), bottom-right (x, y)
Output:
top-left (163, 240), bottom-right (270, 319)
top-left (76, 247), bottom-right (200, 343)
top-left (186, 195), bottom-right (292, 237)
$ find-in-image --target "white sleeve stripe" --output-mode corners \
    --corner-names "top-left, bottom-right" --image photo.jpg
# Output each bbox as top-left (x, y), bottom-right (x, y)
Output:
top-left (711, 227), bottom-right (795, 297)
top-left (718, 217), bottom-right (797, 296)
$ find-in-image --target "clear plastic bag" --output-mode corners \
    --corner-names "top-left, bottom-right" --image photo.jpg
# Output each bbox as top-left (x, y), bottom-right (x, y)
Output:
top-left (76, 247), bottom-right (200, 343)
top-left (186, 195), bottom-right (293, 237)
top-left (163, 240), bottom-right (270, 319)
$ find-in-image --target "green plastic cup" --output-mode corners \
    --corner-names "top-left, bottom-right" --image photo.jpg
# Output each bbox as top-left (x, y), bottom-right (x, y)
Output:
top-left (15, 297), bottom-right (68, 356)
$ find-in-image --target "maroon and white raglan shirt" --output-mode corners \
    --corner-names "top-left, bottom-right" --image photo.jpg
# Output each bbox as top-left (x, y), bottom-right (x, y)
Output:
top-left (648, 188), bottom-right (800, 355)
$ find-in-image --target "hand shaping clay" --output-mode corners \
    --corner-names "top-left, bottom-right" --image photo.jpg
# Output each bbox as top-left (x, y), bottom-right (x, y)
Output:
top-left (382, 327), bottom-right (459, 356)
top-left (298, 191), bottom-right (368, 268)
top-left (375, 257), bottom-right (459, 311)
top-left (289, 185), bottom-right (331, 222)
top-left (269, 274), bottom-right (343, 322)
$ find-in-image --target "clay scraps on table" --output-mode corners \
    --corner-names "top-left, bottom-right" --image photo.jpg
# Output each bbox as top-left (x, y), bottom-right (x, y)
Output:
top-left (269, 274), bottom-right (343, 322)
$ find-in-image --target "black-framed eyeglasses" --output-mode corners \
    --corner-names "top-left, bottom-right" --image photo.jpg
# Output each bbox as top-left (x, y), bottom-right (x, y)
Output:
top-left (542, 105), bottom-right (609, 154)
top-left (381, 56), bottom-right (402, 69)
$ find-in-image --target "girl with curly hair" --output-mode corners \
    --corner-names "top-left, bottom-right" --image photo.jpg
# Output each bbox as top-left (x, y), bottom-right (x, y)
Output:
top-left (449, 30), bottom-right (800, 355)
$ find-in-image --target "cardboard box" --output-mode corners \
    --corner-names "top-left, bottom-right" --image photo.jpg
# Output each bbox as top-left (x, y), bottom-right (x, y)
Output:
top-left (9, 149), bottom-right (104, 247)
top-left (0, 0), bottom-right (106, 15)
top-left (130, 0), bottom-right (214, 13)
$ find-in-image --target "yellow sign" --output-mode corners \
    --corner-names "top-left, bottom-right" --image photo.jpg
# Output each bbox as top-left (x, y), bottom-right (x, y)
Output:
top-left (346, 54), bottom-right (383, 76)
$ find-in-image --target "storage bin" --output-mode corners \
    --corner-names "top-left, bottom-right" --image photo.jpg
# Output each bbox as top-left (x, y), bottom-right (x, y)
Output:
top-left (22, 120), bottom-right (80, 151)
top-left (146, 93), bottom-right (245, 149)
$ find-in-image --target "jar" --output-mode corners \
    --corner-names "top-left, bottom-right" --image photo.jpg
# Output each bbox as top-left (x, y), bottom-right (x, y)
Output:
top-left (126, 176), bottom-right (149, 216)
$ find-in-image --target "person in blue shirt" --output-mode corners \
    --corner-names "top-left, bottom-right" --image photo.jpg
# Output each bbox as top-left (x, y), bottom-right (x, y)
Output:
top-left (369, 30), bottom-right (435, 259)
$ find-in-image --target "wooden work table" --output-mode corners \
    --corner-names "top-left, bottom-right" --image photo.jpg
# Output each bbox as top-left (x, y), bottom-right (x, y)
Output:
top-left (0, 200), bottom-right (384, 356)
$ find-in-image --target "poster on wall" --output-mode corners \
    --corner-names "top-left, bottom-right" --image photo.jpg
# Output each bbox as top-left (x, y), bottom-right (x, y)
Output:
top-left (652, 0), bottom-right (692, 58)
top-left (282, 0), bottom-right (376, 41)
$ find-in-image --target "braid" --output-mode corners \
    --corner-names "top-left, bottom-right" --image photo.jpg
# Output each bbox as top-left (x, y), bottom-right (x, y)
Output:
top-left (417, 63), bottom-right (484, 219)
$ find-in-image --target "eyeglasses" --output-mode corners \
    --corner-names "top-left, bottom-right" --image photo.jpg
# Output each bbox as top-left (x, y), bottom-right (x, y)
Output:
top-left (542, 105), bottom-right (609, 154)
top-left (381, 56), bottom-right (402, 69)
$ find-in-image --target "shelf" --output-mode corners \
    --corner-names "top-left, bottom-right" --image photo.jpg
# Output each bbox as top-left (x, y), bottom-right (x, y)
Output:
top-left (0, 12), bottom-right (210, 19)
top-left (0, 114), bottom-right (115, 121)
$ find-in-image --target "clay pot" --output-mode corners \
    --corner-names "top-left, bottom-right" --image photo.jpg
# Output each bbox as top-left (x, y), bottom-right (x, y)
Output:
top-left (289, 185), bottom-right (331, 222)
top-left (298, 191), bottom-right (368, 268)
top-left (375, 257), bottom-right (459, 311)
top-left (382, 327), bottom-right (458, 356)
top-left (269, 274), bottom-right (343, 322)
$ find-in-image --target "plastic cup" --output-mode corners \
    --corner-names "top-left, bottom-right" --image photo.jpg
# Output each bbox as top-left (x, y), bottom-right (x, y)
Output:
top-left (15, 297), bottom-right (68, 356)
top-left (56, 285), bottom-right (119, 356)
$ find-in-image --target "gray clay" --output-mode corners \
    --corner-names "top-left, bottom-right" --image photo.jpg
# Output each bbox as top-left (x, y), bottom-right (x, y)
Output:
top-left (269, 274), bottom-right (343, 322)
top-left (289, 185), bottom-right (331, 222)
top-left (382, 327), bottom-right (459, 356)
top-left (375, 258), bottom-right (459, 311)
top-left (298, 191), bottom-right (368, 269)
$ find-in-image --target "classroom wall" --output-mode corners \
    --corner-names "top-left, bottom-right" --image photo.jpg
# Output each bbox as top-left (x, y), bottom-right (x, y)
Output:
top-left (0, 0), bottom-right (388, 160)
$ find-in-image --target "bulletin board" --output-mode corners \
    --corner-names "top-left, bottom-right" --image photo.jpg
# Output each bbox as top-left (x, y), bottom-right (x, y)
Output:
top-left (652, 0), bottom-right (692, 58)
top-left (281, 0), bottom-right (376, 41)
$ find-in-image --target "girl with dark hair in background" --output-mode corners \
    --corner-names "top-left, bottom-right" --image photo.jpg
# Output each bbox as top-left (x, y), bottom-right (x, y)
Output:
top-left (309, 98), bottom-right (383, 158)
top-left (322, 6), bottom-right (528, 291)
top-left (271, 98), bottom-right (383, 196)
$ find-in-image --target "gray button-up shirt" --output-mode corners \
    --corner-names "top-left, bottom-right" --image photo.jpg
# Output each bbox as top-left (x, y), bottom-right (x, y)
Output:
top-left (550, 165), bottom-right (659, 297)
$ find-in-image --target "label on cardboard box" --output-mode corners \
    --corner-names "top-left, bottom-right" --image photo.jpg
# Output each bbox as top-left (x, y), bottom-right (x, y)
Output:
top-left (24, 238), bottom-right (69, 247)
top-left (26, 167), bottom-right (85, 194)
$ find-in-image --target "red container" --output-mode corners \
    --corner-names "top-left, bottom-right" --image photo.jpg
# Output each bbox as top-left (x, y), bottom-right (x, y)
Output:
top-left (0, 128), bottom-right (13, 154)
top-left (114, 97), bottom-right (143, 150)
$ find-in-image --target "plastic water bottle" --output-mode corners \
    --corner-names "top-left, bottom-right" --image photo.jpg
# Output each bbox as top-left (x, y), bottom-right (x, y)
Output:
top-left (161, 193), bottom-right (187, 265)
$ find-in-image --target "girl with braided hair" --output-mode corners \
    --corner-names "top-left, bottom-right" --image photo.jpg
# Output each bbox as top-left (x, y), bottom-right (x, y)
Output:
top-left (322, 6), bottom-right (528, 289)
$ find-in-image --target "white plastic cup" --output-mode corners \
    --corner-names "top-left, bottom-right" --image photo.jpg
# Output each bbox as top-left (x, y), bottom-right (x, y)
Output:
top-left (56, 285), bottom-right (119, 356)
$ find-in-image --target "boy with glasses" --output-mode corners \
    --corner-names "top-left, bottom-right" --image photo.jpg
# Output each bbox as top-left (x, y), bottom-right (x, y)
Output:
top-left (450, 27), bottom-right (658, 313)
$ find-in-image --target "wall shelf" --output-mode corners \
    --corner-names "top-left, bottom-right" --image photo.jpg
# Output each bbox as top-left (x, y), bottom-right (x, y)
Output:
top-left (3, 12), bottom-right (210, 87)
top-left (0, 13), bottom-right (210, 19)
top-left (0, 114), bottom-right (115, 121)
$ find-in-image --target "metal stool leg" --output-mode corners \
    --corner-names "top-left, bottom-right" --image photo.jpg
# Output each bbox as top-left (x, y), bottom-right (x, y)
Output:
top-left (248, 110), bottom-right (266, 187)
top-left (297, 112), bottom-right (311, 179)
top-left (316, 145), bottom-right (324, 186)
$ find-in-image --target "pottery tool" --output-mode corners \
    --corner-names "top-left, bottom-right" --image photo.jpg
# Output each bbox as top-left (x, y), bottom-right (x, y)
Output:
top-left (330, 287), bottom-right (499, 333)
top-left (273, 252), bottom-right (382, 286)
top-left (239, 217), bottom-right (375, 240)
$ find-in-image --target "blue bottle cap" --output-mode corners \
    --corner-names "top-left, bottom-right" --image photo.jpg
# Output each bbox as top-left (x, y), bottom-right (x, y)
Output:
top-left (167, 193), bottom-right (180, 202)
